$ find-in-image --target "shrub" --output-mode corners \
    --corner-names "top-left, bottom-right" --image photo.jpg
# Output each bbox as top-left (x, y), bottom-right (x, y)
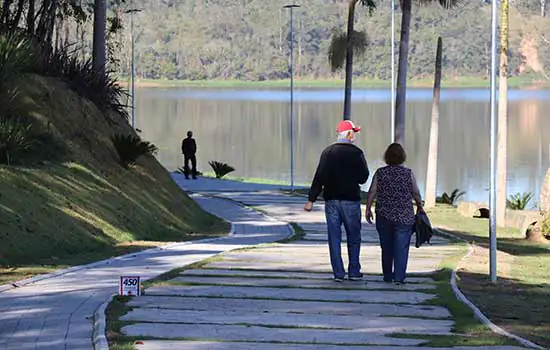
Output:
top-left (0, 33), bottom-right (35, 85)
top-left (111, 134), bottom-right (158, 168)
top-left (208, 161), bottom-right (235, 179)
top-left (506, 192), bottom-right (534, 210)
top-left (36, 47), bottom-right (129, 122)
top-left (436, 189), bottom-right (466, 206)
top-left (0, 117), bottom-right (60, 165)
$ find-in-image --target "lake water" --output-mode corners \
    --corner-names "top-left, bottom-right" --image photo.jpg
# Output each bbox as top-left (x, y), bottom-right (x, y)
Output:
top-left (135, 87), bottom-right (550, 203)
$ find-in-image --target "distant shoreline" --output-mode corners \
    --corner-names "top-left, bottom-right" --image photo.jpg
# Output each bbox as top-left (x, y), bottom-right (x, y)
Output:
top-left (118, 76), bottom-right (550, 89)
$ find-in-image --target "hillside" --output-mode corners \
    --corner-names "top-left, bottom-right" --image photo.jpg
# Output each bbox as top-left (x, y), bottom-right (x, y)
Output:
top-left (102, 0), bottom-right (550, 82)
top-left (0, 75), bottom-right (228, 284)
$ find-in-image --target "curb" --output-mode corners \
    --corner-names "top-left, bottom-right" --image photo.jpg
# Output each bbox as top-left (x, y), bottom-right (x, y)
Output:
top-left (91, 194), bottom-right (295, 350)
top-left (436, 228), bottom-right (545, 350)
top-left (0, 223), bottom-right (235, 295)
top-left (93, 293), bottom-right (116, 350)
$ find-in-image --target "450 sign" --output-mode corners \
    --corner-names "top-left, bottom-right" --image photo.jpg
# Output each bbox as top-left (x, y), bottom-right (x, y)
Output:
top-left (119, 276), bottom-right (141, 296)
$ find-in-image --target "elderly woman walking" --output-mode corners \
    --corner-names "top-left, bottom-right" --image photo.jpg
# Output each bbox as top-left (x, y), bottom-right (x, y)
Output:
top-left (365, 143), bottom-right (424, 285)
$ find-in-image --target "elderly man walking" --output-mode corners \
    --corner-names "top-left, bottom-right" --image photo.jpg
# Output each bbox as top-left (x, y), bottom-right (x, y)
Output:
top-left (304, 120), bottom-right (370, 282)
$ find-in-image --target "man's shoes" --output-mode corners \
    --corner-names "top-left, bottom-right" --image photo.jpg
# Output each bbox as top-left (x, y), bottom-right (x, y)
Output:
top-left (348, 274), bottom-right (363, 281)
top-left (333, 277), bottom-right (345, 283)
top-left (394, 281), bottom-right (406, 286)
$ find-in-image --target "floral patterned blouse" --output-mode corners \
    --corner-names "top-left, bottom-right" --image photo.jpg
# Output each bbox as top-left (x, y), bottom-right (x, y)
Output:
top-left (372, 165), bottom-right (415, 225)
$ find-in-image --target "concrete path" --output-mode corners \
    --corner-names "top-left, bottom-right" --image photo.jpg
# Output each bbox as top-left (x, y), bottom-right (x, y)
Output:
top-left (0, 193), bottom-right (293, 350)
top-left (119, 177), bottom-right (527, 349)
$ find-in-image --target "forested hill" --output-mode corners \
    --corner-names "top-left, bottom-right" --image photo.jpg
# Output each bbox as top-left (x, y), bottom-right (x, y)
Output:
top-left (110, 0), bottom-right (550, 81)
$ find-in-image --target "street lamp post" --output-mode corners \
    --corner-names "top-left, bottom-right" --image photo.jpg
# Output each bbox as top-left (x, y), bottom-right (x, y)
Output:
top-left (126, 8), bottom-right (141, 129)
top-left (284, 4), bottom-right (300, 192)
top-left (390, 0), bottom-right (395, 143)
top-left (489, 0), bottom-right (499, 283)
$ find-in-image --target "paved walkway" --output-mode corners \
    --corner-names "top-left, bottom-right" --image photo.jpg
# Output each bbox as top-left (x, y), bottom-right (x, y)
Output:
top-left (117, 177), bottom-right (527, 349)
top-left (0, 192), bottom-right (292, 350)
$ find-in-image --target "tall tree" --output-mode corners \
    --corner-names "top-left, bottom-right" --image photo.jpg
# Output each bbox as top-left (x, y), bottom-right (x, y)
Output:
top-left (497, 0), bottom-right (509, 225)
top-left (328, 0), bottom-right (375, 120)
top-left (394, 0), bottom-right (457, 145)
top-left (93, 0), bottom-right (107, 73)
top-left (425, 36), bottom-right (442, 208)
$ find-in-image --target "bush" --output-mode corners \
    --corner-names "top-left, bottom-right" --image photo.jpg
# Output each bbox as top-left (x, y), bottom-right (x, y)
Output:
top-left (506, 192), bottom-right (534, 210)
top-left (0, 33), bottom-right (35, 85)
top-left (436, 189), bottom-right (466, 206)
top-left (208, 161), bottom-right (235, 179)
top-left (36, 47), bottom-right (129, 122)
top-left (111, 134), bottom-right (158, 168)
top-left (0, 117), bottom-right (61, 165)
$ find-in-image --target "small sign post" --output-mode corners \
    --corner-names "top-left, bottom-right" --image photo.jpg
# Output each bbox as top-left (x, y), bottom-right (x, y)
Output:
top-left (119, 276), bottom-right (141, 296)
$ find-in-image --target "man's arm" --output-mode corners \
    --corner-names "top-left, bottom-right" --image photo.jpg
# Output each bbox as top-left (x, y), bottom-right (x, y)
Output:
top-left (308, 151), bottom-right (327, 203)
top-left (181, 139), bottom-right (186, 154)
top-left (191, 139), bottom-right (197, 154)
top-left (357, 153), bottom-right (370, 184)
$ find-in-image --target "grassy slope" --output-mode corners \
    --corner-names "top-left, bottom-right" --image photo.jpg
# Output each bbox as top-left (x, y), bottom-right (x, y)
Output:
top-left (0, 75), bottom-right (228, 284)
top-left (428, 205), bottom-right (550, 348)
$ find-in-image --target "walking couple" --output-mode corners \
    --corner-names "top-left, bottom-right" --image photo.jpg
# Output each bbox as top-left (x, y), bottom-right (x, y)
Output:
top-left (304, 120), bottom-right (424, 284)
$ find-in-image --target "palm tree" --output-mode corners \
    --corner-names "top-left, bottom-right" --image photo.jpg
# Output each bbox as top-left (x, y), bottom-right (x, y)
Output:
top-left (424, 36), bottom-right (442, 208)
top-left (394, 0), bottom-right (458, 145)
top-left (497, 0), bottom-right (509, 226)
top-left (328, 0), bottom-right (375, 120)
top-left (92, 0), bottom-right (107, 73)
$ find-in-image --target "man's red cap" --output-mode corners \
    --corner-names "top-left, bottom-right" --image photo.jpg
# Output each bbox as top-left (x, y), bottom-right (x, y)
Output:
top-left (336, 120), bottom-right (361, 133)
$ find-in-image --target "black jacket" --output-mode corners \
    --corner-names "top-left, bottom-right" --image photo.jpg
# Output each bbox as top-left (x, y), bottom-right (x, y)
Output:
top-left (181, 137), bottom-right (197, 156)
top-left (308, 143), bottom-right (369, 202)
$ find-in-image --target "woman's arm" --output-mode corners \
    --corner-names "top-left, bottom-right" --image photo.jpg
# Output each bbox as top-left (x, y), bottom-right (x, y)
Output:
top-left (365, 172), bottom-right (378, 212)
top-left (411, 171), bottom-right (424, 213)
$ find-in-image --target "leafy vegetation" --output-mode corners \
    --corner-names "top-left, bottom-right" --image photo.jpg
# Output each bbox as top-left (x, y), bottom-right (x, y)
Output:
top-left (506, 192), bottom-right (534, 210)
top-left (209, 161), bottom-right (235, 179)
top-left (82, 0), bottom-right (550, 83)
top-left (111, 134), bottom-right (158, 168)
top-left (436, 189), bottom-right (466, 206)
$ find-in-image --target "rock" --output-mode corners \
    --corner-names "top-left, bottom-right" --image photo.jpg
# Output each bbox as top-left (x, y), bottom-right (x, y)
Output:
top-left (539, 168), bottom-right (550, 213)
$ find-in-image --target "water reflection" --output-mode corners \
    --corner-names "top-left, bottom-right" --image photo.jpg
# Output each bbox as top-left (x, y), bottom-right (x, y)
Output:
top-left (135, 88), bottom-right (550, 203)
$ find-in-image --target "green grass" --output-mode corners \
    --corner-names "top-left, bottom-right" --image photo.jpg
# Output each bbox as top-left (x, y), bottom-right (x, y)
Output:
top-left (428, 205), bottom-right (550, 348)
top-left (130, 75), bottom-right (547, 89)
top-left (0, 76), bottom-right (229, 285)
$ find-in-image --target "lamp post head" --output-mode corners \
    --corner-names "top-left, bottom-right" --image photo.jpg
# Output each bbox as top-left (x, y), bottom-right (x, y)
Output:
top-left (283, 4), bottom-right (300, 8)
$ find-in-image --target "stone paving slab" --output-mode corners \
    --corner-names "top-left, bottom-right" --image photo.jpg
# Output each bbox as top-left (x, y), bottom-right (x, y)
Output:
top-left (127, 296), bottom-right (451, 318)
top-left (172, 276), bottom-right (436, 291)
top-left (204, 260), bottom-right (441, 274)
top-left (122, 308), bottom-right (454, 334)
top-left (181, 269), bottom-right (436, 283)
top-left (144, 285), bottom-right (436, 304)
top-left (122, 323), bottom-right (428, 346)
top-left (135, 341), bottom-right (527, 350)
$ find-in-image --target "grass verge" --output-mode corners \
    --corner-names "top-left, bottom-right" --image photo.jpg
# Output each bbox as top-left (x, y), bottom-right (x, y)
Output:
top-left (428, 205), bottom-right (550, 348)
top-left (126, 76), bottom-right (547, 89)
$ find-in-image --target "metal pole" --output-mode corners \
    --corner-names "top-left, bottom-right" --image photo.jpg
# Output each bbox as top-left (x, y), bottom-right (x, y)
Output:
top-left (131, 10), bottom-right (136, 129)
top-left (285, 4), bottom-right (300, 192)
top-left (390, 0), bottom-right (395, 143)
top-left (489, 0), bottom-right (499, 283)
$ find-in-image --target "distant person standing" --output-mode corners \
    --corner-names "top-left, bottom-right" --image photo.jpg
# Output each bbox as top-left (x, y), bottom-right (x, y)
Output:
top-left (304, 120), bottom-right (370, 282)
top-left (181, 131), bottom-right (197, 179)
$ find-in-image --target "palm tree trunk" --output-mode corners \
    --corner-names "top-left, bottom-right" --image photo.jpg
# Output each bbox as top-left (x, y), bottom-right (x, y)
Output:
top-left (343, 0), bottom-right (358, 120)
top-left (93, 0), bottom-right (107, 74)
top-left (497, 0), bottom-right (509, 226)
top-left (425, 37), bottom-right (442, 208)
top-left (542, 0), bottom-right (546, 17)
top-left (27, 0), bottom-right (35, 35)
top-left (394, 0), bottom-right (411, 145)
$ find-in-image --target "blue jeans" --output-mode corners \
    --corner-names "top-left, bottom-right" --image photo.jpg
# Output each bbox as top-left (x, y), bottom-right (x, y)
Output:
top-left (325, 200), bottom-right (362, 279)
top-left (375, 215), bottom-right (413, 283)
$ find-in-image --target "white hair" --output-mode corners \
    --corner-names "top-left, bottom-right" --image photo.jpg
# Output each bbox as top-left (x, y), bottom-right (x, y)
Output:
top-left (337, 130), bottom-right (355, 142)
